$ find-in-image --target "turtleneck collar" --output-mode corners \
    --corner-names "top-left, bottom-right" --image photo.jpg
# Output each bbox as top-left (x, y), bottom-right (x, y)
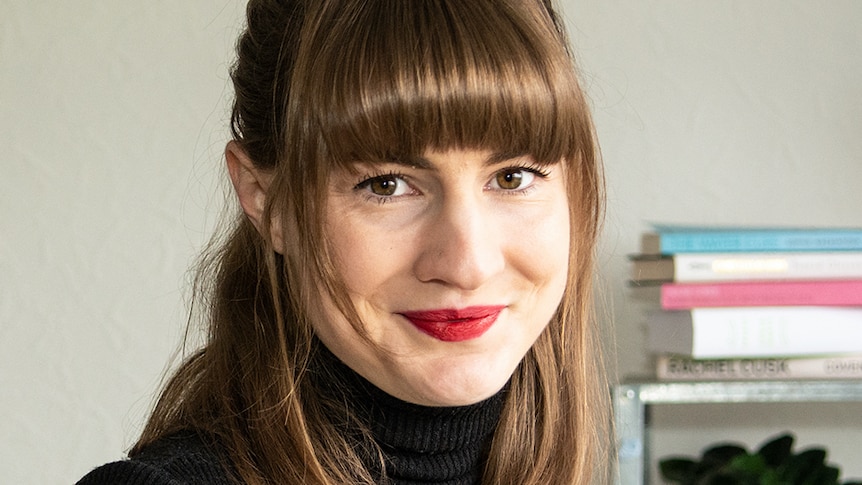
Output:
top-left (311, 344), bottom-right (506, 484)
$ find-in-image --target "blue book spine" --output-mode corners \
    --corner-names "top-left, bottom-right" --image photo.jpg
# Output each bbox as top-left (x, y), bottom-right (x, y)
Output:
top-left (654, 228), bottom-right (862, 253)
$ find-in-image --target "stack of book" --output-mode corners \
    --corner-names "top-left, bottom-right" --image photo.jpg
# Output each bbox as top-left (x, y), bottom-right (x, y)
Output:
top-left (630, 224), bottom-right (862, 381)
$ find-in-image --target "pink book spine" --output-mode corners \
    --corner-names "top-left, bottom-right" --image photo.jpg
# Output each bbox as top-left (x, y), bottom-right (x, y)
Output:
top-left (661, 280), bottom-right (862, 309)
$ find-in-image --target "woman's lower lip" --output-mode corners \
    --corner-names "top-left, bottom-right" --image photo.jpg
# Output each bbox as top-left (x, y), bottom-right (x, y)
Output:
top-left (399, 306), bottom-right (506, 342)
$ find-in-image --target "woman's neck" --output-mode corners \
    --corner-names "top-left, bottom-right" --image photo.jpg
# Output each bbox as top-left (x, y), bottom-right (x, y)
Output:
top-left (311, 344), bottom-right (506, 484)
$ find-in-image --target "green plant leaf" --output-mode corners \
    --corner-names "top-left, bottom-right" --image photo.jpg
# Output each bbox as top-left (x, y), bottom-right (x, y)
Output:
top-left (727, 454), bottom-right (767, 476)
top-left (797, 464), bottom-right (840, 485)
top-left (796, 448), bottom-right (828, 471)
top-left (660, 457), bottom-right (698, 483)
top-left (701, 444), bottom-right (748, 467)
top-left (658, 433), bottom-right (855, 485)
top-left (757, 433), bottom-right (794, 468)
top-left (778, 448), bottom-right (828, 481)
top-left (700, 471), bottom-right (746, 485)
top-left (760, 469), bottom-right (784, 485)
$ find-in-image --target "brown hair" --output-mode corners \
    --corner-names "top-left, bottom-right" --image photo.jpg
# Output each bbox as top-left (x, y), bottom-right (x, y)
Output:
top-left (135, 1), bottom-right (613, 483)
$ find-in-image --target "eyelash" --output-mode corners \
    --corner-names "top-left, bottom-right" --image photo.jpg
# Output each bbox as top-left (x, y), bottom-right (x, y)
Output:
top-left (493, 164), bottom-right (552, 195)
top-left (353, 170), bottom-right (412, 204)
top-left (352, 164), bottom-right (553, 204)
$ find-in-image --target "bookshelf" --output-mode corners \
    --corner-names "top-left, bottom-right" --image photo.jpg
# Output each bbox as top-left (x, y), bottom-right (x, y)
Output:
top-left (613, 379), bottom-right (862, 485)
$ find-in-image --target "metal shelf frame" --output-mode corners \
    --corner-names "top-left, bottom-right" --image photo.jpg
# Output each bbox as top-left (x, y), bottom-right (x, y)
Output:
top-left (613, 380), bottom-right (862, 485)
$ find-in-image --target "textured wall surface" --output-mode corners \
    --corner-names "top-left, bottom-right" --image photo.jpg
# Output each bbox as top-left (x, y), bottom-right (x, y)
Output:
top-left (2, 2), bottom-right (860, 483)
top-left (0, 3), bottom-right (243, 483)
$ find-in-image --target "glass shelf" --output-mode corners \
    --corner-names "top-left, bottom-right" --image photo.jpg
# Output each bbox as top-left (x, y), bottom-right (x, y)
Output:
top-left (613, 379), bottom-right (862, 485)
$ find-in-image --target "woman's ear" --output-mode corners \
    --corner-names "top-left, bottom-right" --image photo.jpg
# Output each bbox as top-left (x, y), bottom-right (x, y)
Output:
top-left (225, 141), bottom-right (285, 253)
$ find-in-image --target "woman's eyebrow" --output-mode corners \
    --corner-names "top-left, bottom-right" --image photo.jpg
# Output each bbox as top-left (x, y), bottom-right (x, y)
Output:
top-left (342, 157), bottom-right (431, 173)
top-left (395, 156), bottom-right (434, 170)
top-left (485, 151), bottom-right (529, 166)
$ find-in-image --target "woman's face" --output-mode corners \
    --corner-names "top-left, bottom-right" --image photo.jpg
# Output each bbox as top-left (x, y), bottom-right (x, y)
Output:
top-left (317, 148), bottom-right (571, 406)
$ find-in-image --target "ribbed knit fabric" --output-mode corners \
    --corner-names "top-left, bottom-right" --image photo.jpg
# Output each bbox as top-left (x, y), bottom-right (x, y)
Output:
top-left (76, 348), bottom-right (505, 484)
top-left (76, 431), bottom-right (232, 485)
top-left (316, 347), bottom-right (505, 484)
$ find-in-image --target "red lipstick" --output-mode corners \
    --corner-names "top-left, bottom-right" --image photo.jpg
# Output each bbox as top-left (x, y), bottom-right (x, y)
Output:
top-left (399, 305), bottom-right (505, 342)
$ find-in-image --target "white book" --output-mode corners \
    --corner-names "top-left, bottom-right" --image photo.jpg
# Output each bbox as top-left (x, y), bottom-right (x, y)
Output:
top-left (656, 354), bottom-right (862, 381)
top-left (647, 307), bottom-right (862, 358)
top-left (629, 251), bottom-right (862, 283)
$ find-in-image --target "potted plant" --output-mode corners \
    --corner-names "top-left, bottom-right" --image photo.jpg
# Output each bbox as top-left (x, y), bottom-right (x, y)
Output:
top-left (659, 432), bottom-right (862, 485)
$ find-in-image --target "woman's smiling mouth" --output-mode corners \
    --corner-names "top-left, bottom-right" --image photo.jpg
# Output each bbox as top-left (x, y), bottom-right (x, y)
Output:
top-left (398, 306), bottom-right (506, 342)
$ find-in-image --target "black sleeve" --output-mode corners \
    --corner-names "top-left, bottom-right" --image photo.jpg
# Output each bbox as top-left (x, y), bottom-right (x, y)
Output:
top-left (75, 432), bottom-right (234, 485)
top-left (75, 460), bottom-right (182, 485)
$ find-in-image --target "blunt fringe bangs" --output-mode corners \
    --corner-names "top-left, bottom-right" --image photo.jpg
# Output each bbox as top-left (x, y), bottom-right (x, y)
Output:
top-left (292, 1), bottom-right (591, 169)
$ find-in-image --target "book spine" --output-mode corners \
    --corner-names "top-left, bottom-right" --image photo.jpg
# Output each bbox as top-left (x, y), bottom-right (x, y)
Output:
top-left (656, 354), bottom-right (862, 381)
top-left (661, 280), bottom-right (862, 309)
top-left (672, 252), bottom-right (862, 282)
top-left (647, 307), bottom-right (862, 358)
top-left (656, 230), bottom-right (862, 254)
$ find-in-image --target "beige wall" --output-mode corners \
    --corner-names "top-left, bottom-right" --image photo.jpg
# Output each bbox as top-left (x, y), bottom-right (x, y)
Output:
top-left (2, 2), bottom-right (860, 483)
top-left (1, 3), bottom-right (242, 482)
top-left (570, 1), bottom-right (862, 482)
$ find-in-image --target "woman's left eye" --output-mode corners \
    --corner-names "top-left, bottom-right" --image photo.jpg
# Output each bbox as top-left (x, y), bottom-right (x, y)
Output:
top-left (489, 167), bottom-right (540, 191)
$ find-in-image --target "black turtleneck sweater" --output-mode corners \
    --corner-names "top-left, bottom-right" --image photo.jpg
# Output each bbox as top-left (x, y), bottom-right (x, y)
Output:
top-left (76, 350), bottom-right (505, 485)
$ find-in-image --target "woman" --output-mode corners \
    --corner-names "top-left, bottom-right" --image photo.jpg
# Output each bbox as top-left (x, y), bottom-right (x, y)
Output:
top-left (78, 0), bottom-right (613, 483)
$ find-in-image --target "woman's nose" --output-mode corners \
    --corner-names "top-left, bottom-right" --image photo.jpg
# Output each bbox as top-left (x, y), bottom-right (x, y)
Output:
top-left (412, 194), bottom-right (506, 291)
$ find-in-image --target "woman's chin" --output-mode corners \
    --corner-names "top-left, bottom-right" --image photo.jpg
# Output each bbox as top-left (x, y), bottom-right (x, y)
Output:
top-left (406, 383), bottom-right (506, 408)
top-left (399, 356), bottom-right (516, 407)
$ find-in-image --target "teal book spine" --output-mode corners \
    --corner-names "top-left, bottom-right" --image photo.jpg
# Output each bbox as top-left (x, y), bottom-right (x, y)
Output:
top-left (642, 226), bottom-right (862, 254)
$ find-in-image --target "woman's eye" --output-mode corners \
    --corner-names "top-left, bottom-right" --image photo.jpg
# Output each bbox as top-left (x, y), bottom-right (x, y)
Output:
top-left (491, 168), bottom-right (537, 190)
top-left (357, 174), bottom-right (411, 197)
